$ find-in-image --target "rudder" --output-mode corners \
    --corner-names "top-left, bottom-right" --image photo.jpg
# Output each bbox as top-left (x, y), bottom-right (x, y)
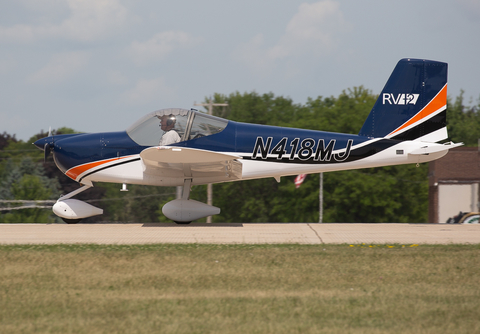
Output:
top-left (359, 58), bottom-right (448, 142)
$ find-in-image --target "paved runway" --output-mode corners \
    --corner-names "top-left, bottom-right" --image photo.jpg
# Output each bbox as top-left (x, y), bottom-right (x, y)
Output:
top-left (1, 223), bottom-right (479, 245)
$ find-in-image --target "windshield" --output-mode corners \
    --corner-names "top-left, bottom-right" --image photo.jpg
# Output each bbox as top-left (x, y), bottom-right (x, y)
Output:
top-left (188, 112), bottom-right (229, 140)
top-left (126, 108), bottom-right (228, 146)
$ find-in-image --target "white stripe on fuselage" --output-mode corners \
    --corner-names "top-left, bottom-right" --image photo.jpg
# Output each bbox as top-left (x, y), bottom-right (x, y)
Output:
top-left (78, 139), bottom-right (448, 187)
top-left (240, 141), bottom-right (447, 180)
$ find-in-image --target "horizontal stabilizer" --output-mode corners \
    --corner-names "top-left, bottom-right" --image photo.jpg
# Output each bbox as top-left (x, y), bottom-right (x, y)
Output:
top-left (409, 142), bottom-right (463, 155)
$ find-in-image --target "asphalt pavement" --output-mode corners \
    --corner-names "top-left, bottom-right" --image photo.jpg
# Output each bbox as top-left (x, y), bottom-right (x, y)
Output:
top-left (0, 223), bottom-right (479, 245)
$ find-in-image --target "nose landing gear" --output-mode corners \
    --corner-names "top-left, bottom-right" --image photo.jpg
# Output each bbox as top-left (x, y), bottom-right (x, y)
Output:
top-left (52, 184), bottom-right (103, 224)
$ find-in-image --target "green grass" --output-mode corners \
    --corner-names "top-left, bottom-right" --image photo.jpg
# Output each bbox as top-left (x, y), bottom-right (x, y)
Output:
top-left (1, 244), bottom-right (480, 333)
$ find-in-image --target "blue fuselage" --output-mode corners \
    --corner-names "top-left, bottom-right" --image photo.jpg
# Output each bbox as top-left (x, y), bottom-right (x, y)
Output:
top-left (34, 120), bottom-right (396, 179)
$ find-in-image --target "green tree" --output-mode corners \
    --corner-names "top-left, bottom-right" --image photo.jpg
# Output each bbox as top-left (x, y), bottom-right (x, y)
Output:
top-left (447, 91), bottom-right (480, 146)
top-left (209, 91), bottom-right (299, 126)
top-left (322, 165), bottom-right (428, 223)
top-left (11, 174), bottom-right (53, 200)
top-left (0, 132), bottom-right (17, 150)
top-left (98, 183), bottom-right (177, 223)
top-left (0, 157), bottom-right (61, 223)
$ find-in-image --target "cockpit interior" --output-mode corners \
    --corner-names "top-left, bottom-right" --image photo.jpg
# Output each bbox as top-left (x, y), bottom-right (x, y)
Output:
top-left (126, 108), bottom-right (228, 146)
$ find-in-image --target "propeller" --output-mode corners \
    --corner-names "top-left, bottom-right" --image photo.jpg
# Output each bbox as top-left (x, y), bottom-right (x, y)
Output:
top-left (44, 143), bottom-right (52, 162)
top-left (43, 127), bottom-right (54, 163)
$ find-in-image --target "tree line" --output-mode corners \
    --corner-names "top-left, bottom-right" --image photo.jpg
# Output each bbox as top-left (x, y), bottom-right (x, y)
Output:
top-left (1, 88), bottom-right (479, 223)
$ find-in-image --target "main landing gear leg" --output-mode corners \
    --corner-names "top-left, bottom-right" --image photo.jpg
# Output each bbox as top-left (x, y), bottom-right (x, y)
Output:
top-left (182, 179), bottom-right (192, 200)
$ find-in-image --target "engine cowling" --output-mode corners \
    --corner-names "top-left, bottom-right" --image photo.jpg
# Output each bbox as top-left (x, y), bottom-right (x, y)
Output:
top-left (162, 199), bottom-right (220, 223)
top-left (52, 199), bottom-right (103, 220)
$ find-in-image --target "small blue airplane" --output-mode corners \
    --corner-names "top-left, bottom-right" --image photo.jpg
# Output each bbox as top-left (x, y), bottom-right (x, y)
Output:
top-left (34, 58), bottom-right (462, 224)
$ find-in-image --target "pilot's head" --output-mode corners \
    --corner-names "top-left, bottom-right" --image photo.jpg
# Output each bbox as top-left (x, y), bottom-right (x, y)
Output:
top-left (159, 114), bottom-right (176, 131)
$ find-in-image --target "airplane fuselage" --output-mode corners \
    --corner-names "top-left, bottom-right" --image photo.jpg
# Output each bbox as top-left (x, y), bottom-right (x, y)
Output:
top-left (32, 59), bottom-right (462, 223)
top-left (36, 120), bottom-right (447, 188)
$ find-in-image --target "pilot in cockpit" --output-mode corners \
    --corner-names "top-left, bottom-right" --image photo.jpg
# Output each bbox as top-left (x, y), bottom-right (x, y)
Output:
top-left (158, 114), bottom-right (181, 146)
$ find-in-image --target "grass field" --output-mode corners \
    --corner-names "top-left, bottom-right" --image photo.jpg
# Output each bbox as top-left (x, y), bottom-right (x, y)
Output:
top-left (1, 243), bottom-right (479, 333)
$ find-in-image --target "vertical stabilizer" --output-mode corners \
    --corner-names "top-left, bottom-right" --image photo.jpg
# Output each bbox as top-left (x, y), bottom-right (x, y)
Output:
top-left (359, 59), bottom-right (448, 142)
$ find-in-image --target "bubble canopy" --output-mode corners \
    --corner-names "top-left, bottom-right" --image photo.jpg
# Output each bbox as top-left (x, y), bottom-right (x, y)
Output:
top-left (126, 108), bottom-right (228, 146)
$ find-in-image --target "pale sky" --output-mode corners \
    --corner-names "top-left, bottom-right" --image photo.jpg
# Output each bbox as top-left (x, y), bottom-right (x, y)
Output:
top-left (1, 0), bottom-right (479, 141)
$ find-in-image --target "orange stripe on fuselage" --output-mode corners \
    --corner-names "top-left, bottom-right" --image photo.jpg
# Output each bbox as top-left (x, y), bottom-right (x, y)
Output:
top-left (66, 157), bottom-right (127, 181)
top-left (388, 84), bottom-right (447, 137)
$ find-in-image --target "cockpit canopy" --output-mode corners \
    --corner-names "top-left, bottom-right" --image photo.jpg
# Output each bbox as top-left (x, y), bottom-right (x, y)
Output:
top-left (126, 108), bottom-right (228, 146)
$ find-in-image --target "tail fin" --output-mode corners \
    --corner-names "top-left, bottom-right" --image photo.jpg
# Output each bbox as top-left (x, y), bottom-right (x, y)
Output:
top-left (359, 58), bottom-right (448, 142)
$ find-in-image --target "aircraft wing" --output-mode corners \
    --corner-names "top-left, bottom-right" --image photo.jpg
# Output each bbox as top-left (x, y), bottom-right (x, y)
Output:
top-left (139, 146), bottom-right (243, 182)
